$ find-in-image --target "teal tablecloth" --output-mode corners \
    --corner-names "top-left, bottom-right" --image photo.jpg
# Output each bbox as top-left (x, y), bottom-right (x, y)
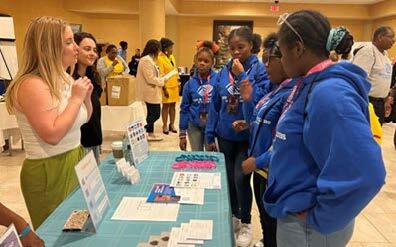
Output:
top-left (37, 151), bottom-right (233, 246)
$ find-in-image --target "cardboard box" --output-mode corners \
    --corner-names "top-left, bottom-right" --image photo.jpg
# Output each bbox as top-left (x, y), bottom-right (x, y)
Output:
top-left (106, 75), bottom-right (135, 106)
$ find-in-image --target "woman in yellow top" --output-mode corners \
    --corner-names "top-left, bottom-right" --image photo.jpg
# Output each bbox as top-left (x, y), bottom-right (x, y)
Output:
top-left (157, 38), bottom-right (179, 134)
top-left (97, 44), bottom-right (129, 83)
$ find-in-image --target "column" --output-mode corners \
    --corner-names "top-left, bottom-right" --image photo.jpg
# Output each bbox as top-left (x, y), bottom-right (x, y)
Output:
top-left (139, 0), bottom-right (166, 47)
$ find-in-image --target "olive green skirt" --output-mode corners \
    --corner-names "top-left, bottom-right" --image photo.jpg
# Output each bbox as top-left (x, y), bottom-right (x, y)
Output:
top-left (20, 146), bottom-right (84, 229)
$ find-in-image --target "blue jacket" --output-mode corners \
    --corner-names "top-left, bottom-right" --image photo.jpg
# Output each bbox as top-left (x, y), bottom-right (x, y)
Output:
top-left (179, 70), bottom-right (218, 131)
top-left (205, 55), bottom-right (269, 143)
top-left (243, 79), bottom-right (297, 168)
top-left (263, 61), bottom-right (386, 234)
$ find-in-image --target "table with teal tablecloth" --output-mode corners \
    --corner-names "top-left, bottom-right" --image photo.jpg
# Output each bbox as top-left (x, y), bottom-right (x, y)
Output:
top-left (36, 151), bottom-right (233, 246)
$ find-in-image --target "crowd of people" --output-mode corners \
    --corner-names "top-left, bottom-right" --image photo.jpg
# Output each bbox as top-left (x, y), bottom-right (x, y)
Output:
top-left (1, 8), bottom-right (395, 247)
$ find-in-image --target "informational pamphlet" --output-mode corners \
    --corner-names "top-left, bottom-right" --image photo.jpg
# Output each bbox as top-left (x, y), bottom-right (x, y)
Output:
top-left (127, 120), bottom-right (149, 166)
top-left (147, 183), bottom-right (180, 203)
top-left (74, 151), bottom-right (110, 232)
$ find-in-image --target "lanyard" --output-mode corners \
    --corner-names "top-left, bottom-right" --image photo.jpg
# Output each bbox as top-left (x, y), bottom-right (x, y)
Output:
top-left (198, 74), bottom-right (211, 104)
top-left (278, 59), bottom-right (333, 122)
top-left (256, 79), bottom-right (291, 109)
top-left (228, 63), bottom-right (255, 95)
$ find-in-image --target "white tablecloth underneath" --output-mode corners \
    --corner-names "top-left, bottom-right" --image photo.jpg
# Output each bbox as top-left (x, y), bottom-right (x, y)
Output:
top-left (101, 101), bottom-right (146, 132)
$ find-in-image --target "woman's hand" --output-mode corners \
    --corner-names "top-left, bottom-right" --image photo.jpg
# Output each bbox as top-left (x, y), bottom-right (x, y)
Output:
top-left (232, 120), bottom-right (248, 132)
top-left (21, 230), bottom-right (45, 247)
top-left (239, 79), bottom-right (253, 101)
top-left (242, 157), bottom-right (256, 174)
top-left (206, 143), bottom-right (217, 152)
top-left (71, 77), bottom-right (91, 104)
top-left (232, 59), bottom-right (244, 76)
top-left (179, 137), bottom-right (187, 151)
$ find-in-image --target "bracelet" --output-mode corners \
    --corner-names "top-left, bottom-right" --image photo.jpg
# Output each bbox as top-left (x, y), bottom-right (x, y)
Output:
top-left (18, 224), bottom-right (31, 239)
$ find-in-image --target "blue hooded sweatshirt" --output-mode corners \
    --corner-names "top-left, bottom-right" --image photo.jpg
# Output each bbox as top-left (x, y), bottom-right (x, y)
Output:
top-left (243, 79), bottom-right (298, 168)
top-left (205, 55), bottom-right (270, 144)
top-left (263, 61), bottom-right (386, 234)
top-left (179, 69), bottom-right (218, 132)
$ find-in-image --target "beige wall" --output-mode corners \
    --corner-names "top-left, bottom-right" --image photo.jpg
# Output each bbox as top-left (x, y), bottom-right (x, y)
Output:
top-left (174, 16), bottom-right (367, 67)
top-left (0, 0), bottom-right (141, 63)
top-left (1, 0), bottom-right (396, 66)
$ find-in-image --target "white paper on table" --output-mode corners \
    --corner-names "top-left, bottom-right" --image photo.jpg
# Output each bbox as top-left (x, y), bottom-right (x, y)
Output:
top-left (111, 197), bottom-right (179, 221)
top-left (174, 188), bottom-right (204, 205)
top-left (168, 227), bottom-right (195, 247)
top-left (162, 69), bottom-right (178, 81)
top-left (179, 223), bottom-right (204, 245)
top-left (170, 172), bottom-right (221, 189)
top-left (186, 220), bottom-right (213, 240)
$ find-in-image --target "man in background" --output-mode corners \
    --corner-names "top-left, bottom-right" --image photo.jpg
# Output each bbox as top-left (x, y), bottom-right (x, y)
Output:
top-left (353, 26), bottom-right (395, 124)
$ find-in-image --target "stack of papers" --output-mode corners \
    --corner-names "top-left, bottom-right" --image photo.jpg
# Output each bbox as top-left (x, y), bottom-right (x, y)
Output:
top-left (146, 184), bottom-right (205, 205)
top-left (168, 220), bottom-right (213, 247)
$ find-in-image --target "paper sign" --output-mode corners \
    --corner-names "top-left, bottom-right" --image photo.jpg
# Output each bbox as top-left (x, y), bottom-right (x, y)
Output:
top-left (75, 151), bottom-right (110, 232)
top-left (0, 224), bottom-right (22, 247)
top-left (112, 197), bottom-right (179, 221)
top-left (111, 85), bottom-right (121, 99)
top-left (127, 120), bottom-right (149, 166)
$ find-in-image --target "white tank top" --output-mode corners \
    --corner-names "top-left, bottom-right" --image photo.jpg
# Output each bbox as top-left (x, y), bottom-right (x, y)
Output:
top-left (15, 75), bottom-right (88, 159)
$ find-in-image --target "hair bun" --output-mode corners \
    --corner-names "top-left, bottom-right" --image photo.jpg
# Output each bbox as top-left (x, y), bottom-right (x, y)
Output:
top-left (196, 40), bottom-right (219, 54)
top-left (326, 27), bottom-right (349, 52)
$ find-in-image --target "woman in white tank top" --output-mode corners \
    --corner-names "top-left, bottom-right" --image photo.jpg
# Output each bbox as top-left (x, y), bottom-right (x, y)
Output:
top-left (5, 16), bottom-right (93, 230)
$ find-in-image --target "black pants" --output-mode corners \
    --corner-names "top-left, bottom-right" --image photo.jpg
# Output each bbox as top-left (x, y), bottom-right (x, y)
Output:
top-left (145, 102), bottom-right (161, 133)
top-left (217, 137), bottom-right (252, 224)
top-left (369, 96), bottom-right (385, 125)
top-left (253, 172), bottom-right (277, 247)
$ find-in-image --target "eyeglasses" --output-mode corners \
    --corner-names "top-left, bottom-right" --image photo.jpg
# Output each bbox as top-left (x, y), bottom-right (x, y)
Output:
top-left (277, 13), bottom-right (305, 46)
top-left (263, 55), bottom-right (282, 65)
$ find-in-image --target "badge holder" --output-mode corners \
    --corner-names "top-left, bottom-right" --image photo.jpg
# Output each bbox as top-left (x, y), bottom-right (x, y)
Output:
top-left (227, 95), bottom-right (239, 114)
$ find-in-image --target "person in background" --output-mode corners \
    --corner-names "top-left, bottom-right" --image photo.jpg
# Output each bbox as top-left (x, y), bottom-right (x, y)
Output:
top-left (252, 33), bottom-right (262, 61)
top-left (0, 202), bottom-right (44, 247)
top-left (238, 32), bottom-right (295, 247)
top-left (353, 26), bottom-right (395, 124)
top-left (136, 39), bottom-right (169, 141)
top-left (118, 40), bottom-right (128, 61)
top-left (73, 32), bottom-right (103, 164)
top-left (179, 44), bottom-right (217, 151)
top-left (5, 16), bottom-right (92, 229)
top-left (157, 38), bottom-right (179, 135)
top-left (129, 48), bottom-right (141, 77)
top-left (97, 44), bottom-right (129, 83)
top-left (264, 10), bottom-right (385, 246)
top-left (205, 26), bottom-right (269, 247)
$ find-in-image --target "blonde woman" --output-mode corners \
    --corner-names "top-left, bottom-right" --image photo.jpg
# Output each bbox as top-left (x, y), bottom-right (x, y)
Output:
top-left (5, 16), bottom-right (92, 229)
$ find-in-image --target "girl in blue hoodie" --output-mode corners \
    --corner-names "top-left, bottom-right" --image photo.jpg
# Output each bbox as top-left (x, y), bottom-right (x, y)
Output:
top-left (264, 10), bottom-right (386, 247)
top-left (179, 46), bottom-right (217, 151)
top-left (237, 33), bottom-right (298, 247)
top-left (205, 27), bottom-right (269, 247)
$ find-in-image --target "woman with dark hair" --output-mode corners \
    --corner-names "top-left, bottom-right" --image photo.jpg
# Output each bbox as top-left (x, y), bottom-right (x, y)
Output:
top-left (263, 10), bottom-right (385, 246)
top-left (97, 44), bottom-right (129, 83)
top-left (157, 38), bottom-right (179, 134)
top-left (136, 39), bottom-right (170, 141)
top-left (205, 26), bottom-right (269, 247)
top-left (73, 32), bottom-right (103, 164)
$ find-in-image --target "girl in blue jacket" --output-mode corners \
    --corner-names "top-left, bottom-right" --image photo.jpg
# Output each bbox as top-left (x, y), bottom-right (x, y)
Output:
top-left (179, 46), bottom-right (217, 151)
top-left (238, 33), bottom-right (298, 247)
top-left (265, 10), bottom-right (386, 247)
top-left (205, 26), bottom-right (269, 247)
